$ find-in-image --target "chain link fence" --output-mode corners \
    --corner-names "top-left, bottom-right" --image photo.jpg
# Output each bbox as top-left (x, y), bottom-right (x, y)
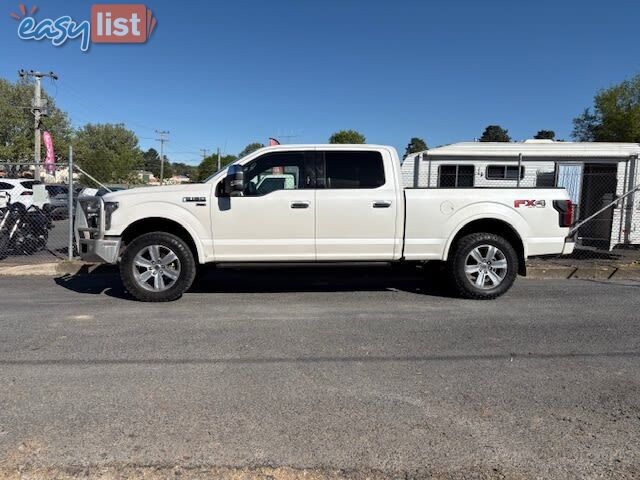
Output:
top-left (2, 156), bottom-right (640, 268)
top-left (546, 163), bottom-right (640, 268)
top-left (0, 162), bottom-right (75, 264)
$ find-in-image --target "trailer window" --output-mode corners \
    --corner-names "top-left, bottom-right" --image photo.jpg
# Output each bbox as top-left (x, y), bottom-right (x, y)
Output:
top-left (486, 165), bottom-right (525, 180)
top-left (438, 165), bottom-right (474, 188)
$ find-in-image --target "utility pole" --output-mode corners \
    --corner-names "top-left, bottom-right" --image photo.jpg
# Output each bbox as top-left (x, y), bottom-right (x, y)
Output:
top-left (19, 70), bottom-right (58, 182)
top-left (200, 149), bottom-right (209, 162)
top-left (155, 130), bottom-right (169, 184)
top-left (217, 147), bottom-right (221, 171)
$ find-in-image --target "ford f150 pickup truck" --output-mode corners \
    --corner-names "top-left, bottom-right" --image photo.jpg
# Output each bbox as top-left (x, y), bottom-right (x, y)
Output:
top-left (76, 145), bottom-right (574, 302)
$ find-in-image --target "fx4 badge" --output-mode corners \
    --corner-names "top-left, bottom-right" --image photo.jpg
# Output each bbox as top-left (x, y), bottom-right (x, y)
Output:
top-left (514, 199), bottom-right (546, 208)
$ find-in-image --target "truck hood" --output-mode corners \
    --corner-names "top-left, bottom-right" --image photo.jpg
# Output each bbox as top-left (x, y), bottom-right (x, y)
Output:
top-left (101, 184), bottom-right (211, 202)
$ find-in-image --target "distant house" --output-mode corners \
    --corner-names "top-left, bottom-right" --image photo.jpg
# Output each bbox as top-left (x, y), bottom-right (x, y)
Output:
top-left (168, 175), bottom-right (190, 184)
top-left (136, 170), bottom-right (157, 184)
top-left (51, 166), bottom-right (79, 183)
top-left (401, 139), bottom-right (640, 250)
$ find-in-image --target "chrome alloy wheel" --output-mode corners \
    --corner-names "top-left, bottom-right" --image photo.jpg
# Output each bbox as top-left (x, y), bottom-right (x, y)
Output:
top-left (132, 245), bottom-right (181, 292)
top-left (464, 244), bottom-right (508, 290)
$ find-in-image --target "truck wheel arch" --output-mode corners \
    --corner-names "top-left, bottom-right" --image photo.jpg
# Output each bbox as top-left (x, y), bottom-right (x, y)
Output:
top-left (120, 218), bottom-right (202, 264)
top-left (445, 218), bottom-right (527, 276)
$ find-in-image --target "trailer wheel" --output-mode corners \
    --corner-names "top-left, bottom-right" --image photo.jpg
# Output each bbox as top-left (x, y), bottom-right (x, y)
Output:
top-left (448, 232), bottom-right (518, 300)
top-left (120, 232), bottom-right (196, 302)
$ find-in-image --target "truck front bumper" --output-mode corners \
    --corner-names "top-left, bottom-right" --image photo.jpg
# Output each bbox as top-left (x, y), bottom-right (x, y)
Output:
top-left (75, 196), bottom-right (121, 264)
top-left (562, 238), bottom-right (575, 255)
top-left (78, 237), bottom-right (121, 264)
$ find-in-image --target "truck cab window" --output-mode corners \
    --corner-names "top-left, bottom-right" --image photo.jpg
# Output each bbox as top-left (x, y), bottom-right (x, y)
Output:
top-left (243, 152), bottom-right (306, 196)
top-left (324, 151), bottom-right (385, 189)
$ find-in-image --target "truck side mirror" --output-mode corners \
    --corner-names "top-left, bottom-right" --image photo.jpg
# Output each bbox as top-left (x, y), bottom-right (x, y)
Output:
top-left (223, 164), bottom-right (244, 196)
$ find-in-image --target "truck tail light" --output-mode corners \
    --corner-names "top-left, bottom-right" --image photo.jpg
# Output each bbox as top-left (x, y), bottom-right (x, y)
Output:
top-left (553, 200), bottom-right (573, 228)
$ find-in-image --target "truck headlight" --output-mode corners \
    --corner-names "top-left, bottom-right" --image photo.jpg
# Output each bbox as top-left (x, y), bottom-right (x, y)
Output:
top-left (104, 202), bottom-right (119, 230)
top-left (80, 198), bottom-right (101, 228)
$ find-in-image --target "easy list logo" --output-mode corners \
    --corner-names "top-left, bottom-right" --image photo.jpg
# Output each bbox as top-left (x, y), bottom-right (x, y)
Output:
top-left (10, 4), bottom-right (157, 52)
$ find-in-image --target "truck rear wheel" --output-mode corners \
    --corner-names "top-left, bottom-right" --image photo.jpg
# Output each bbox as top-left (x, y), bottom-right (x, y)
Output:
top-left (448, 232), bottom-right (518, 300)
top-left (120, 232), bottom-right (196, 302)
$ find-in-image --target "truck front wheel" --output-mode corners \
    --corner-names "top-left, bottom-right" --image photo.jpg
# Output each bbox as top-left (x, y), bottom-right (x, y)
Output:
top-left (120, 232), bottom-right (196, 302)
top-left (448, 232), bottom-right (518, 300)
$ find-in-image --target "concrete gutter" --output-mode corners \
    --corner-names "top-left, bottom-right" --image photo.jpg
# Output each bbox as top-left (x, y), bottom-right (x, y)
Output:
top-left (1, 261), bottom-right (639, 281)
top-left (0, 261), bottom-right (111, 276)
top-left (526, 265), bottom-right (640, 280)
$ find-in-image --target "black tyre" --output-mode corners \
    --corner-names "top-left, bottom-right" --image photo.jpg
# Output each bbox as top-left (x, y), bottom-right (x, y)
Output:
top-left (20, 223), bottom-right (48, 254)
top-left (0, 232), bottom-right (9, 260)
top-left (120, 232), bottom-right (196, 302)
top-left (447, 232), bottom-right (518, 300)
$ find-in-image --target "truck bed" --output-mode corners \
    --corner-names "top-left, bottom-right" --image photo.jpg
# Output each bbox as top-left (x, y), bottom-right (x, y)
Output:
top-left (403, 188), bottom-right (571, 260)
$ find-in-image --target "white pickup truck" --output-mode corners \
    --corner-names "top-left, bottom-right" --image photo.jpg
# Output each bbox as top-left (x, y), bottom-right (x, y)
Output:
top-left (76, 145), bottom-right (575, 301)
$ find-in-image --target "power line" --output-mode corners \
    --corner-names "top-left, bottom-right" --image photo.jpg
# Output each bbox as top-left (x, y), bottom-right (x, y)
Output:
top-left (164, 150), bottom-right (200, 155)
top-left (40, 79), bottom-right (221, 162)
top-left (56, 81), bottom-right (158, 134)
top-left (199, 149), bottom-right (209, 162)
top-left (55, 82), bottom-right (204, 152)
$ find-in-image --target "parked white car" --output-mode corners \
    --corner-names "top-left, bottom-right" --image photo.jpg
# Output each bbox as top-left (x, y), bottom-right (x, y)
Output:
top-left (0, 179), bottom-right (50, 209)
top-left (77, 145), bottom-right (575, 302)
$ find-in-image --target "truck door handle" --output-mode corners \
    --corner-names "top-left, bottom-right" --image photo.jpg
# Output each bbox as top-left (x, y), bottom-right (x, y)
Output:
top-left (290, 201), bottom-right (310, 209)
top-left (372, 200), bottom-right (392, 208)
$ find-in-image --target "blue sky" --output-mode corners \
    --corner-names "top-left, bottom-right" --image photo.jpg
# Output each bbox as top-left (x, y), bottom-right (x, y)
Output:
top-left (2, 0), bottom-right (639, 164)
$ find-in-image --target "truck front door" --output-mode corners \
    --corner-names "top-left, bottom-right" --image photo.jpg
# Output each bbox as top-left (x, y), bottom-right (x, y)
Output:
top-left (211, 151), bottom-right (316, 261)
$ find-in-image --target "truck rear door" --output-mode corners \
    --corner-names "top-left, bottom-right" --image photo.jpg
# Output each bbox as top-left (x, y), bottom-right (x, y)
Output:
top-left (315, 149), bottom-right (399, 260)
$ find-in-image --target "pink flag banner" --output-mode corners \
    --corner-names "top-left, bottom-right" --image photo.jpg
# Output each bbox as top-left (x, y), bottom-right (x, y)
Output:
top-left (43, 131), bottom-right (55, 174)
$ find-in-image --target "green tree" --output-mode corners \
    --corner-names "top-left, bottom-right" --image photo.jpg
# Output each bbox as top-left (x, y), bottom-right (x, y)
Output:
top-left (142, 147), bottom-right (161, 177)
top-left (572, 109), bottom-right (599, 142)
top-left (534, 130), bottom-right (555, 140)
top-left (0, 77), bottom-right (72, 162)
top-left (329, 129), bottom-right (366, 144)
top-left (196, 154), bottom-right (237, 182)
top-left (73, 123), bottom-right (143, 185)
top-left (172, 162), bottom-right (197, 178)
top-left (572, 75), bottom-right (640, 142)
top-left (238, 142), bottom-right (265, 158)
top-left (404, 137), bottom-right (428, 157)
top-left (479, 125), bottom-right (511, 142)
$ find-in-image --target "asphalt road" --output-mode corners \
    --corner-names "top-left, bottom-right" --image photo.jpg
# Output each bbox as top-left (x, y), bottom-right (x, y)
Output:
top-left (0, 267), bottom-right (639, 479)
